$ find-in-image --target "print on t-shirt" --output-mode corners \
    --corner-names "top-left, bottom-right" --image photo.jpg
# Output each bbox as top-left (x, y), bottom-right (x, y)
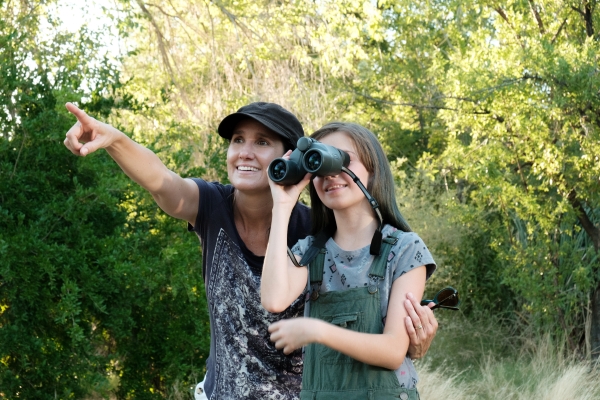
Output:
top-left (208, 229), bottom-right (303, 400)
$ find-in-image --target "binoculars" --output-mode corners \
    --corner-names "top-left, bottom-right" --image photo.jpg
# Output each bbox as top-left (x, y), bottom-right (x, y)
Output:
top-left (268, 137), bottom-right (350, 185)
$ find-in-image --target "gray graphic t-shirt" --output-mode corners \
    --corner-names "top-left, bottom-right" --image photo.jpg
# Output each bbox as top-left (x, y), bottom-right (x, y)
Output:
top-left (292, 224), bottom-right (436, 389)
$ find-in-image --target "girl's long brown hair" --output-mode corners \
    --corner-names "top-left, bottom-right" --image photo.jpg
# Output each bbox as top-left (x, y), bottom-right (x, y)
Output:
top-left (308, 122), bottom-right (412, 235)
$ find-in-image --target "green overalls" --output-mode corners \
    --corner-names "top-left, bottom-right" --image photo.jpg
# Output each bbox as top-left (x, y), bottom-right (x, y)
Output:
top-left (300, 231), bottom-right (420, 400)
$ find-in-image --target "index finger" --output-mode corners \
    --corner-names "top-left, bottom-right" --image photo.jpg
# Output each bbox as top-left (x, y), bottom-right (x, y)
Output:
top-left (282, 149), bottom-right (293, 159)
top-left (65, 102), bottom-right (91, 125)
top-left (268, 321), bottom-right (281, 333)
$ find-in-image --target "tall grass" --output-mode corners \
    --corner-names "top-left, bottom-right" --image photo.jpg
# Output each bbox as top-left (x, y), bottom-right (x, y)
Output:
top-left (88, 314), bottom-right (600, 399)
top-left (417, 313), bottom-right (600, 400)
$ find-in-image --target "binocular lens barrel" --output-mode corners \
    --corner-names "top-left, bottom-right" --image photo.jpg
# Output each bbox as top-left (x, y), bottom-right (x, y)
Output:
top-left (268, 157), bottom-right (305, 185)
top-left (305, 152), bottom-right (322, 171)
top-left (303, 148), bottom-right (348, 175)
top-left (270, 160), bottom-right (287, 180)
top-left (267, 138), bottom-right (350, 186)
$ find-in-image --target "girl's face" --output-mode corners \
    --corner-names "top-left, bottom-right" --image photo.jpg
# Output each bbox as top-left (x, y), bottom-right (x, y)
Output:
top-left (312, 131), bottom-right (371, 212)
top-left (227, 119), bottom-right (285, 194)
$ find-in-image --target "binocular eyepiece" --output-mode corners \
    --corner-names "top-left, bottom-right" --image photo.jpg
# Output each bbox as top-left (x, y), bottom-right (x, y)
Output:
top-left (268, 137), bottom-right (350, 185)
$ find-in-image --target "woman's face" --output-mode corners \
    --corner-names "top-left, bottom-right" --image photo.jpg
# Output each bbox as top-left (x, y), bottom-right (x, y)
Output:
top-left (312, 131), bottom-right (371, 212)
top-left (227, 119), bottom-right (285, 194)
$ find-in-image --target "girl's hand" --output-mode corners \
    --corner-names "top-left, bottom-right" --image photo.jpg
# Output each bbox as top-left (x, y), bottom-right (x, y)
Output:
top-left (268, 150), bottom-right (312, 211)
top-left (268, 317), bottom-right (321, 355)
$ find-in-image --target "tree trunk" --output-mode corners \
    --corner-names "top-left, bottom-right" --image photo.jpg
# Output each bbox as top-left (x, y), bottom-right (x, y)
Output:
top-left (567, 189), bottom-right (600, 360)
top-left (592, 284), bottom-right (600, 361)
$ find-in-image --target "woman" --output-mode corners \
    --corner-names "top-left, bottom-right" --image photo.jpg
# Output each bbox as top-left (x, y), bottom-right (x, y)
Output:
top-left (63, 103), bottom-right (438, 400)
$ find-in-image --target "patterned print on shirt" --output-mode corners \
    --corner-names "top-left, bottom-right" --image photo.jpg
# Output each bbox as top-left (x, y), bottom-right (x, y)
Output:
top-left (387, 250), bottom-right (396, 263)
top-left (208, 229), bottom-right (302, 400)
top-left (414, 251), bottom-right (423, 263)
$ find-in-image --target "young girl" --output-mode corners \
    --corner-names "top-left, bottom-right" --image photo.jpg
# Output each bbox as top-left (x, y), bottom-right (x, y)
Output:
top-left (261, 122), bottom-right (436, 399)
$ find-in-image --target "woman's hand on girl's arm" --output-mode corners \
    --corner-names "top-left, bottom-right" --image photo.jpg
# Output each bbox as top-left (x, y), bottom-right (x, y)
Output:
top-left (404, 293), bottom-right (438, 360)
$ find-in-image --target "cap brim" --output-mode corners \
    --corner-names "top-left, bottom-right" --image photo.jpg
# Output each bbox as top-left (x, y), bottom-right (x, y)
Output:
top-left (218, 112), bottom-right (289, 143)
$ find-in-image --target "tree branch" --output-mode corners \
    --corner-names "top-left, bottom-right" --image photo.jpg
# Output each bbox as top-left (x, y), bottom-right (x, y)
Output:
top-left (494, 7), bottom-right (511, 24)
top-left (145, 2), bottom-right (179, 19)
top-left (571, 2), bottom-right (595, 37)
top-left (135, 0), bottom-right (201, 121)
top-left (208, 0), bottom-right (258, 79)
top-left (515, 156), bottom-right (529, 193)
top-left (494, 7), bottom-right (524, 48)
top-left (210, 0), bottom-right (263, 42)
top-left (349, 89), bottom-right (458, 111)
top-left (583, 0), bottom-right (595, 38)
top-left (528, 0), bottom-right (546, 34)
top-left (570, 5), bottom-right (585, 17)
top-left (10, 129), bottom-right (26, 181)
top-left (568, 189), bottom-right (600, 252)
top-left (552, 18), bottom-right (568, 44)
top-left (135, 0), bottom-right (175, 78)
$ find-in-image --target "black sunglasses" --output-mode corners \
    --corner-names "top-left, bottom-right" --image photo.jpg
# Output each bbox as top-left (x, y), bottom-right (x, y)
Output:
top-left (420, 287), bottom-right (460, 310)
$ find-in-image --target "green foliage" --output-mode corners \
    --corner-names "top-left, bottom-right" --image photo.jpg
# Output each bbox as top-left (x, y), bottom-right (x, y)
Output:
top-left (345, 0), bottom-right (600, 351)
top-left (3, 0), bottom-right (600, 396)
top-left (428, 1), bottom-right (600, 348)
top-left (0, 2), bottom-right (208, 398)
top-left (105, 187), bottom-right (209, 399)
top-left (396, 168), bottom-right (515, 318)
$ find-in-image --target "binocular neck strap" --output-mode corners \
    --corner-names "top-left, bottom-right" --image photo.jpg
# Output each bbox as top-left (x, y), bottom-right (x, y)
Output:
top-left (294, 167), bottom-right (385, 266)
top-left (341, 167), bottom-right (383, 255)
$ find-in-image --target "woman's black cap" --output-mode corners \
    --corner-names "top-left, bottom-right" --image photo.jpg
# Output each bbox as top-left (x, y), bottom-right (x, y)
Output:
top-left (217, 102), bottom-right (305, 150)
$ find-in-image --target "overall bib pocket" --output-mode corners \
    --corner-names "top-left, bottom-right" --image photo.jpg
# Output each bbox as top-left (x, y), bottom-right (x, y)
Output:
top-left (319, 311), bottom-right (364, 364)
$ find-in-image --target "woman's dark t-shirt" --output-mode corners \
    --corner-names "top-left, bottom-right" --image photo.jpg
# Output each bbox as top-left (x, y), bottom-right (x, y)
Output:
top-left (188, 179), bottom-right (310, 399)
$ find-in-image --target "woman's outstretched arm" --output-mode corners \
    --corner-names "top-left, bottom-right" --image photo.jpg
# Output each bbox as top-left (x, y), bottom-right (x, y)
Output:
top-left (63, 102), bottom-right (199, 224)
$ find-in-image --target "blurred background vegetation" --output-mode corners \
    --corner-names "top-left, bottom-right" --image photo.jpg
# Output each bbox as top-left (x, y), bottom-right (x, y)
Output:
top-left (1, 0), bottom-right (599, 398)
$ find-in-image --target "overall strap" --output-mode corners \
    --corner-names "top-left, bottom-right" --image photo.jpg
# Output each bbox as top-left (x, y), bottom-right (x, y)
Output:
top-left (308, 248), bottom-right (326, 300)
top-left (367, 229), bottom-right (402, 281)
top-left (309, 229), bottom-right (402, 298)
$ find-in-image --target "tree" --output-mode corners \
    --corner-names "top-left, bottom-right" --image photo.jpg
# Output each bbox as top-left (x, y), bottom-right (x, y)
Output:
top-left (439, 0), bottom-right (600, 357)
top-left (309, 0), bottom-right (600, 356)
top-left (361, 0), bottom-right (600, 356)
top-left (0, 2), bottom-right (208, 398)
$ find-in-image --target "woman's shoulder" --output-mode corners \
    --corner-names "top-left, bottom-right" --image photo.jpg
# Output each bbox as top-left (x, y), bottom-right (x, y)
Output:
top-left (191, 178), bottom-right (234, 197)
